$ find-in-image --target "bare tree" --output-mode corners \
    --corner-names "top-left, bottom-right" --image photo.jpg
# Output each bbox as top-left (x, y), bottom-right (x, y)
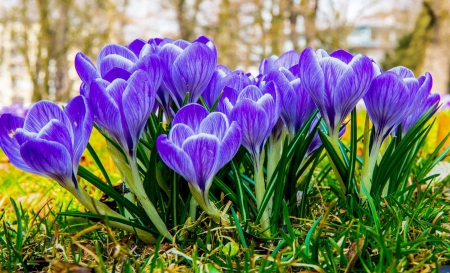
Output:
top-left (2, 0), bottom-right (129, 102)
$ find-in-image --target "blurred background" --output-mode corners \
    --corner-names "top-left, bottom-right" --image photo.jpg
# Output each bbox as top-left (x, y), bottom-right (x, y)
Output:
top-left (0, 0), bottom-right (448, 108)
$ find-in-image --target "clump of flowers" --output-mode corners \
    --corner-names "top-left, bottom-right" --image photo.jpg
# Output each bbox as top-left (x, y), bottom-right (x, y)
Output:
top-left (0, 35), bottom-right (443, 242)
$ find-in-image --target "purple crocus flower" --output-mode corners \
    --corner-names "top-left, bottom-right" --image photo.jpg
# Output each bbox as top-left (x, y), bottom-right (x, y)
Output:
top-left (259, 69), bottom-right (316, 137)
top-left (82, 71), bottom-right (156, 158)
top-left (225, 83), bottom-right (282, 159)
top-left (156, 104), bottom-right (241, 222)
top-left (158, 36), bottom-right (217, 107)
top-left (364, 68), bottom-right (432, 143)
top-left (0, 96), bottom-right (92, 189)
top-left (203, 66), bottom-right (255, 109)
top-left (75, 45), bottom-right (160, 158)
top-left (299, 47), bottom-right (374, 140)
top-left (402, 93), bottom-right (440, 134)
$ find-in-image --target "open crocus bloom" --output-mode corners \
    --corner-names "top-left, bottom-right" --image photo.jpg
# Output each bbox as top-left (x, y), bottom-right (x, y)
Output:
top-left (156, 104), bottom-right (241, 222)
top-left (0, 96), bottom-right (92, 190)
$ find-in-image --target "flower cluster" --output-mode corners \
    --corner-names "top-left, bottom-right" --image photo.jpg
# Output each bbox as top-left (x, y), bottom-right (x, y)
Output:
top-left (0, 35), bottom-right (440, 238)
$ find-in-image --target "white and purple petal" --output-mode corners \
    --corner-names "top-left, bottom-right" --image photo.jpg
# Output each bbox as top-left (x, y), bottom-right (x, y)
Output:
top-left (182, 134), bottom-right (220, 192)
top-left (64, 96), bottom-right (93, 166)
top-left (20, 139), bottom-right (73, 187)
top-left (172, 104), bottom-right (210, 133)
top-left (0, 114), bottom-right (38, 174)
top-left (157, 135), bottom-right (197, 187)
top-left (172, 43), bottom-right (217, 104)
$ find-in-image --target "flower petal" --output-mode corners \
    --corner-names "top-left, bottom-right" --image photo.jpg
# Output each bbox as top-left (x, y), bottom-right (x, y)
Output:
top-left (333, 54), bottom-right (374, 129)
top-left (274, 50), bottom-right (300, 69)
top-left (199, 112), bottom-right (229, 140)
top-left (203, 66), bottom-right (228, 108)
top-left (168, 123), bottom-right (195, 147)
top-left (97, 44), bottom-right (138, 67)
top-left (159, 44), bottom-right (183, 106)
top-left (123, 71), bottom-right (155, 151)
top-left (23, 101), bottom-right (72, 137)
top-left (127, 39), bottom-right (147, 57)
top-left (237, 85), bottom-right (263, 102)
top-left (292, 79), bottom-right (316, 133)
top-left (172, 42), bottom-right (217, 104)
top-left (132, 54), bottom-right (163, 89)
top-left (89, 79), bottom-right (125, 146)
top-left (156, 134), bottom-right (196, 187)
top-left (14, 129), bottom-right (37, 146)
top-left (37, 120), bottom-right (73, 159)
top-left (75, 52), bottom-right (99, 84)
top-left (299, 47), bottom-right (325, 120)
top-left (217, 121), bottom-right (241, 170)
top-left (218, 70), bottom-right (252, 95)
top-left (329, 49), bottom-right (353, 64)
top-left (63, 96), bottom-right (93, 167)
top-left (364, 72), bottom-right (411, 140)
top-left (0, 114), bottom-right (37, 174)
top-left (231, 99), bottom-right (270, 156)
top-left (99, 55), bottom-right (134, 81)
top-left (20, 139), bottom-right (74, 187)
top-left (389, 66), bottom-right (415, 79)
top-left (403, 93), bottom-right (440, 133)
top-left (410, 72), bottom-right (432, 114)
top-left (182, 134), bottom-right (220, 192)
top-left (173, 39), bottom-right (190, 49)
top-left (172, 104), bottom-right (210, 133)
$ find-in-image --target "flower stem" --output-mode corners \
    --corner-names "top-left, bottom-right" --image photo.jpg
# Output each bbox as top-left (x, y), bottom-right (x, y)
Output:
top-left (267, 130), bottom-right (285, 215)
top-left (69, 186), bottom-right (156, 244)
top-left (324, 133), bottom-right (346, 195)
top-left (126, 156), bottom-right (171, 240)
top-left (360, 113), bottom-right (382, 202)
top-left (253, 152), bottom-right (271, 234)
top-left (189, 197), bottom-right (198, 221)
top-left (106, 141), bottom-right (171, 240)
top-left (188, 185), bottom-right (229, 224)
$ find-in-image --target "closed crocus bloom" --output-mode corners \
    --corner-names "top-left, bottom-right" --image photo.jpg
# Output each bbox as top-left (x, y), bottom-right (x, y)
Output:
top-left (260, 69), bottom-right (316, 137)
top-left (204, 68), bottom-right (255, 109)
top-left (365, 69), bottom-right (432, 143)
top-left (224, 82), bottom-right (282, 230)
top-left (228, 83), bottom-right (282, 158)
top-left (77, 49), bottom-right (171, 238)
top-left (156, 104), bottom-right (241, 222)
top-left (388, 66), bottom-right (432, 117)
top-left (158, 36), bottom-right (217, 107)
top-left (299, 47), bottom-right (374, 141)
top-left (361, 71), bottom-right (419, 198)
top-left (75, 42), bottom-right (163, 111)
top-left (85, 71), bottom-right (156, 158)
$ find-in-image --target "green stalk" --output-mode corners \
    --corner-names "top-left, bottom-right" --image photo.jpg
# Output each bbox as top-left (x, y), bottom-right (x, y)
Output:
top-left (360, 113), bottom-right (382, 202)
top-left (106, 141), bottom-right (171, 240)
top-left (266, 129), bottom-right (285, 215)
top-left (68, 186), bottom-right (156, 244)
top-left (324, 132), bottom-right (346, 194)
top-left (125, 156), bottom-right (171, 240)
top-left (189, 197), bottom-right (198, 221)
top-left (188, 185), bottom-right (229, 224)
top-left (253, 151), bottom-right (271, 233)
